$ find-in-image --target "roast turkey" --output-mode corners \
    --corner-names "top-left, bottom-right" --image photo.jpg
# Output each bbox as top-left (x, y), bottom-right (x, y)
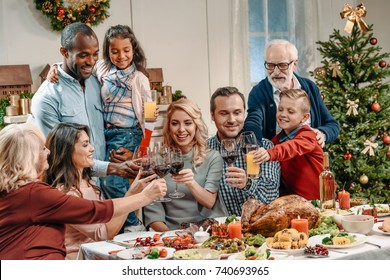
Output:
top-left (242, 194), bottom-right (320, 237)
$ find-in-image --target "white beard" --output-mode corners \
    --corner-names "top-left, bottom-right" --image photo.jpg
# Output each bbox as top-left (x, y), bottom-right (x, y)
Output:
top-left (267, 73), bottom-right (293, 90)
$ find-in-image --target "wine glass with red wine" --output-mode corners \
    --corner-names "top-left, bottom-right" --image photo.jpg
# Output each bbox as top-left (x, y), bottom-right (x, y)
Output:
top-left (132, 146), bottom-right (152, 178)
top-left (220, 138), bottom-right (238, 167)
top-left (169, 147), bottom-right (185, 199)
top-left (151, 142), bottom-right (172, 202)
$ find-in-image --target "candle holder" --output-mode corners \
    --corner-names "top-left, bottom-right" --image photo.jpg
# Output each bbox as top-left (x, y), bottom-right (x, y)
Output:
top-left (6, 106), bottom-right (19, 116)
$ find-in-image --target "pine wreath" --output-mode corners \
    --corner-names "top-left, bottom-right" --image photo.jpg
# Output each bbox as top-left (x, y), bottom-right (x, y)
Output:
top-left (34, 0), bottom-right (110, 31)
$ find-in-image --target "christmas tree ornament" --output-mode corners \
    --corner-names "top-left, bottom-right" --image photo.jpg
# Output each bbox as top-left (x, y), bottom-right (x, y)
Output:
top-left (362, 139), bottom-right (378, 156)
top-left (314, 67), bottom-right (327, 78)
top-left (346, 99), bottom-right (359, 115)
top-left (321, 93), bottom-right (325, 100)
top-left (383, 134), bottom-right (390, 144)
top-left (359, 174), bottom-right (369, 185)
top-left (371, 101), bottom-right (380, 112)
top-left (340, 3), bottom-right (368, 34)
top-left (379, 60), bottom-right (387, 68)
top-left (387, 148), bottom-right (390, 158)
top-left (343, 151), bottom-right (352, 160)
top-left (330, 61), bottom-right (342, 77)
top-left (370, 37), bottom-right (377, 45)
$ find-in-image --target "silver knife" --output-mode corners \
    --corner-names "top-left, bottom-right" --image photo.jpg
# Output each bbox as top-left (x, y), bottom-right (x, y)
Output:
top-left (106, 239), bottom-right (135, 248)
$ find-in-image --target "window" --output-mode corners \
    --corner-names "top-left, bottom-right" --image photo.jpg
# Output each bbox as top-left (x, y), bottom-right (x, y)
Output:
top-left (248, 0), bottom-right (289, 84)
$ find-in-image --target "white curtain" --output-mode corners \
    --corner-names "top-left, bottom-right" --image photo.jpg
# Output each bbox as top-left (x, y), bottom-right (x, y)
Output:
top-left (230, 0), bottom-right (320, 89)
top-left (287, 0), bottom-right (320, 77)
top-left (229, 0), bottom-right (251, 97)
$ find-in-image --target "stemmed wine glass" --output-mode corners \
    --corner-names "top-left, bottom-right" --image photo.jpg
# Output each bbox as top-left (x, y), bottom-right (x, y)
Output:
top-left (151, 142), bottom-right (172, 202)
top-left (238, 131), bottom-right (260, 179)
top-left (133, 146), bottom-right (153, 179)
top-left (169, 147), bottom-right (185, 199)
top-left (238, 131), bottom-right (258, 155)
top-left (220, 138), bottom-right (239, 167)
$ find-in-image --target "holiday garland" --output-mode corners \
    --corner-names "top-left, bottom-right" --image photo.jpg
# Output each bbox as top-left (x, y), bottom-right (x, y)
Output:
top-left (34, 0), bottom-right (110, 31)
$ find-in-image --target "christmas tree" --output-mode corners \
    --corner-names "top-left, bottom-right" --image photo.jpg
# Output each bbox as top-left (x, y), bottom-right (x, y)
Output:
top-left (311, 4), bottom-right (390, 203)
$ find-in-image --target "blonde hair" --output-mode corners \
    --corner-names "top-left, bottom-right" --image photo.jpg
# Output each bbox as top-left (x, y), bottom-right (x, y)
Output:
top-left (280, 89), bottom-right (311, 113)
top-left (163, 99), bottom-right (208, 167)
top-left (0, 123), bottom-right (45, 195)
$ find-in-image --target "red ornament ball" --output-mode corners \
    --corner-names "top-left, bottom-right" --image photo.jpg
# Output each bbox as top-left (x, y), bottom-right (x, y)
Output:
top-left (343, 152), bottom-right (352, 160)
top-left (379, 60), bottom-right (387, 68)
top-left (384, 135), bottom-right (390, 144)
top-left (387, 149), bottom-right (390, 158)
top-left (371, 101), bottom-right (381, 112)
top-left (370, 38), bottom-right (377, 45)
top-left (88, 6), bottom-right (96, 13)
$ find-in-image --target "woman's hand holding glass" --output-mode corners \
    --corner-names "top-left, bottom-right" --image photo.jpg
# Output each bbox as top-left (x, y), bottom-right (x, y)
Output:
top-left (141, 178), bottom-right (167, 203)
top-left (170, 168), bottom-right (195, 187)
top-left (168, 147), bottom-right (185, 199)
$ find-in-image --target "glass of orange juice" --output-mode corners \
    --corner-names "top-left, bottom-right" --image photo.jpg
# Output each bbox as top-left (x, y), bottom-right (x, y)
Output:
top-left (246, 144), bottom-right (260, 179)
top-left (143, 90), bottom-right (157, 122)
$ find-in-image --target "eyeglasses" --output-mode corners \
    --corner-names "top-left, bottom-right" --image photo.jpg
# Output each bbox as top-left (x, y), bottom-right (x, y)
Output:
top-left (264, 60), bottom-right (295, 70)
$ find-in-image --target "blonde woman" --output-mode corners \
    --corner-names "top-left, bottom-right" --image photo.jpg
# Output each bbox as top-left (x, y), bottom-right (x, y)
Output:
top-left (0, 123), bottom-right (166, 260)
top-left (143, 99), bottom-right (227, 231)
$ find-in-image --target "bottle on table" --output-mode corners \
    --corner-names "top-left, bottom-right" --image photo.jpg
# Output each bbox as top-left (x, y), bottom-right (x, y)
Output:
top-left (319, 152), bottom-right (336, 210)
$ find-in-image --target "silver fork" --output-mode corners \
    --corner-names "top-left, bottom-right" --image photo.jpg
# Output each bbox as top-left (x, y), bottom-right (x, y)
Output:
top-left (365, 241), bottom-right (381, 249)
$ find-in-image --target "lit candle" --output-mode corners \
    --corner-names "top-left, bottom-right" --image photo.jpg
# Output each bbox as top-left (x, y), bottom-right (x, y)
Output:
top-left (228, 220), bottom-right (242, 239)
top-left (338, 190), bottom-right (350, 209)
top-left (291, 216), bottom-right (308, 237)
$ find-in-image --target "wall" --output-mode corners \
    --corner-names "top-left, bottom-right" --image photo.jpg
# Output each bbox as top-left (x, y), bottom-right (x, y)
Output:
top-left (0, 0), bottom-right (389, 134)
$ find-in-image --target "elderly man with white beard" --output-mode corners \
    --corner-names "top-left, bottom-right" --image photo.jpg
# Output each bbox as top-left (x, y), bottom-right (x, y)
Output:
top-left (244, 39), bottom-right (339, 147)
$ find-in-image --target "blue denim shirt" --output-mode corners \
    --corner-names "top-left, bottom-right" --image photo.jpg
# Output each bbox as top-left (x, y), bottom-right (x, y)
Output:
top-left (28, 64), bottom-right (109, 176)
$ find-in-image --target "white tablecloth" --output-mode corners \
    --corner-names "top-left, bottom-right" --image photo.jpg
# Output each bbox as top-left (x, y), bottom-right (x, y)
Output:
top-left (78, 229), bottom-right (390, 260)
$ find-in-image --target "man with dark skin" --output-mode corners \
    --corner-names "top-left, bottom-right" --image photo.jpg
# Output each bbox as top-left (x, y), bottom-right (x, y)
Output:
top-left (28, 22), bottom-right (139, 182)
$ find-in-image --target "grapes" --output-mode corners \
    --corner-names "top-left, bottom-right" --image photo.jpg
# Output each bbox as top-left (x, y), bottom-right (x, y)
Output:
top-left (304, 244), bottom-right (329, 256)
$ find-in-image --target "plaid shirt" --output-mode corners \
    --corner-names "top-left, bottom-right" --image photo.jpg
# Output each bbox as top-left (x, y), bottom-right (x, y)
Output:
top-left (101, 64), bottom-right (138, 127)
top-left (208, 134), bottom-right (280, 216)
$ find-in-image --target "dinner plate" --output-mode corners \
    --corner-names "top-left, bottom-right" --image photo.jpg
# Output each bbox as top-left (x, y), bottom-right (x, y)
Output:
top-left (308, 233), bottom-right (367, 249)
top-left (372, 222), bottom-right (390, 235)
top-left (116, 247), bottom-right (175, 260)
top-left (350, 204), bottom-right (390, 217)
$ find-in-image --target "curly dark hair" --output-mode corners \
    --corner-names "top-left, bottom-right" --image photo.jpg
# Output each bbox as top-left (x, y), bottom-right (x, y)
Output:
top-left (102, 24), bottom-right (148, 76)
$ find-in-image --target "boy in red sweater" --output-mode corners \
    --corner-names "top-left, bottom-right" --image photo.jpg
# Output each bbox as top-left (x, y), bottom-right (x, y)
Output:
top-left (253, 89), bottom-right (323, 200)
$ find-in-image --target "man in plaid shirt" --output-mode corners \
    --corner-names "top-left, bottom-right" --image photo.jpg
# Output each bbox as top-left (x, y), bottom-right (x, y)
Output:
top-left (208, 87), bottom-right (280, 216)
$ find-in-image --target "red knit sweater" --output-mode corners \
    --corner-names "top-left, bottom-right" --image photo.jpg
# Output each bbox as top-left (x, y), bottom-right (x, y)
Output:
top-left (268, 126), bottom-right (323, 200)
top-left (0, 182), bottom-right (114, 260)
